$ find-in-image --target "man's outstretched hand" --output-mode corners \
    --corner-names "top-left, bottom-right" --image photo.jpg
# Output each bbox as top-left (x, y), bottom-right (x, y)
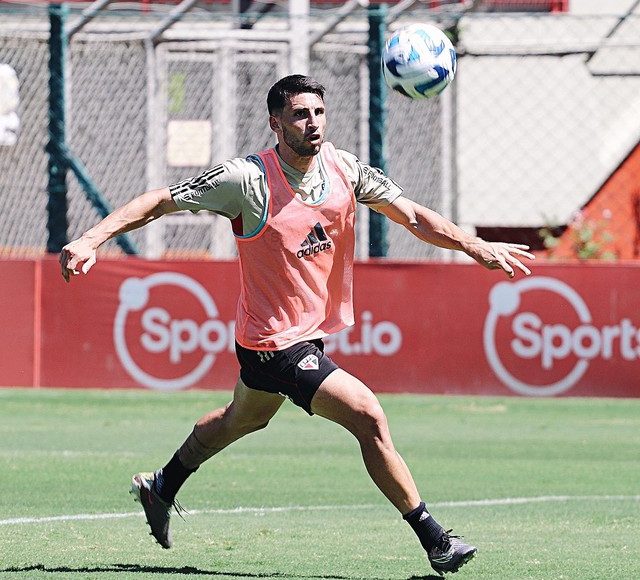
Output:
top-left (466, 239), bottom-right (535, 278)
top-left (59, 238), bottom-right (97, 283)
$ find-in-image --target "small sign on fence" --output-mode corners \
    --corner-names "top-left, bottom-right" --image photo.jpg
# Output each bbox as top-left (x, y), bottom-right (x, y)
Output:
top-left (0, 63), bottom-right (19, 146)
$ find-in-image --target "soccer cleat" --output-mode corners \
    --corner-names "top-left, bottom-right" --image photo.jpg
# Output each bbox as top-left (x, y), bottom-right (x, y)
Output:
top-left (130, 471), bottom-right (183, 549)
top-left (427, 529), bottom-right (477, 576)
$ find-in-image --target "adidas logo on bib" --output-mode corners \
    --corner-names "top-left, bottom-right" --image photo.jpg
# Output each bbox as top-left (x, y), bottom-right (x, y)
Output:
top-left (297, 223), bottom-right (332, 259)
top-left (298, 354), bottom-right (319, 371)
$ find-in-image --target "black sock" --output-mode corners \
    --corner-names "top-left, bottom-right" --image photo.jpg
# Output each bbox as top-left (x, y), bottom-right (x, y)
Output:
top-left (403, 501), bottom-right (445, 551)
top-left (153, 452), bottom-right (198, 503)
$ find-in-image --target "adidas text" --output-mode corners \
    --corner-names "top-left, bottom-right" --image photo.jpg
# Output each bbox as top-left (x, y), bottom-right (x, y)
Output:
top-left (297, 240), bottom-right (332, 258)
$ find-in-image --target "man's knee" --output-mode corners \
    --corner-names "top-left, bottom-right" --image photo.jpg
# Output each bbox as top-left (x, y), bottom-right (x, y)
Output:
top-left (235, 415), bottom-right (271, 434)
top-left (178, 407), bottom-right (271, 470)
top-left (349, 394), bottom-right (389, 440)
top-left (223, 402), bottom-right (273, 435)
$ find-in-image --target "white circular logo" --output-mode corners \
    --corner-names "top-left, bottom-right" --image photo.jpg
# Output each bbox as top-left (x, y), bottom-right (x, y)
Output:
top-left (114, 272), bottom-right (232, 391)
top-left (484, 277), bottom-right (591, 396)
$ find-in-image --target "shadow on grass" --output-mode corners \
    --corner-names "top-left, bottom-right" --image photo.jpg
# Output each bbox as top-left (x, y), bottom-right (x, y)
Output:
top-left (0, 563), bottom-right (396, 579)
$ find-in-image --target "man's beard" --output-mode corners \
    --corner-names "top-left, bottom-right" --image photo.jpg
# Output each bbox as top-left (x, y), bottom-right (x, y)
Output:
top-left (282, 127), bottom-right (322, 157)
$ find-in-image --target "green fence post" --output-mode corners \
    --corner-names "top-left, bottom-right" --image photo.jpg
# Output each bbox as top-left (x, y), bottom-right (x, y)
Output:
top-left (46, 3), bottom-right (139, 255)
top-left (367, 3), bottom-right (388, 258)
top-left (46, 3), bottom-right (69, 253)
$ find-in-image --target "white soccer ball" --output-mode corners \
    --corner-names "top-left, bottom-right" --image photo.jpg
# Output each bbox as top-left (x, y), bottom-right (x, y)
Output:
top-left (382, 24), bottom-right (457, 99)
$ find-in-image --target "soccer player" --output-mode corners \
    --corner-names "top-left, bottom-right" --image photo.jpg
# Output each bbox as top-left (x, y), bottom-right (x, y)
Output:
top-left (59, 75), bottom-right (533, 576)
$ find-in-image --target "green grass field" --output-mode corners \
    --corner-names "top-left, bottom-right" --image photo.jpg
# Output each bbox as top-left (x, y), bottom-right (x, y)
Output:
top-left (0, 388), bottom-right (638, 580)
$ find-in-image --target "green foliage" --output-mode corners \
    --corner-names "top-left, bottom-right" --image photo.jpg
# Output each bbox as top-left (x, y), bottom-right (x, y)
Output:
top-left (0, 389), bottom-right (639, 579)
top-left (540, 210), bottom-right (618, 261)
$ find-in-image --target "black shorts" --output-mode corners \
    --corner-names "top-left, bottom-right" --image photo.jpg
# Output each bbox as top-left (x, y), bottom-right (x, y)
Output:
top-left (235, 339), bottom-right (339, 415)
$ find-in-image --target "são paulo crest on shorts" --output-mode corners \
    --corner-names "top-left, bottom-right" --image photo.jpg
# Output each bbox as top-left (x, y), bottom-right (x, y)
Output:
top-left (298, 354), bottom-right (319, 371)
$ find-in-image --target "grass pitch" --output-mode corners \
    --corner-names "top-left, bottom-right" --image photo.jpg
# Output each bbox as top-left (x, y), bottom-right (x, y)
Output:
top-left (0, 388), bottom-right (638, 580)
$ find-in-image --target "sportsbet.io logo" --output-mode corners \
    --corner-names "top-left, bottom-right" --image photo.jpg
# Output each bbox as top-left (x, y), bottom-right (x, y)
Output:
top-left (484, 276), bottom-right (639, 396)
top-left (113, 272), bottom-right (234, 391)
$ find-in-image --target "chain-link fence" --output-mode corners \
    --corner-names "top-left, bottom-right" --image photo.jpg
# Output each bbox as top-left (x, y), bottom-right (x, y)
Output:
top-left (455, 10), bottom-right (640, 261)
top-left (67, 36), bottom-right (149, 252)
top-left (0, 28), bottom-right (49, 257)
top-left (1, 5), bottom-right (639, 260)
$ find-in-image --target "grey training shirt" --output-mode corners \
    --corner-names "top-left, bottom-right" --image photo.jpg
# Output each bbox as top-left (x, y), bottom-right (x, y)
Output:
top-left (169, 146), bottom-right (403, 236)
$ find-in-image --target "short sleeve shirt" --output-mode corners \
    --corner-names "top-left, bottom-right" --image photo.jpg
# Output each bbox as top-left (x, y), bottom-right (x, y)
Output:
top-left (169, 146), bottom-right (403, 236)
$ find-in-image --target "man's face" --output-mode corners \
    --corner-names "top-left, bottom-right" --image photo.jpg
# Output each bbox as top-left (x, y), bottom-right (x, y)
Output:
top-left (270, 92), bottom-right (326, 158)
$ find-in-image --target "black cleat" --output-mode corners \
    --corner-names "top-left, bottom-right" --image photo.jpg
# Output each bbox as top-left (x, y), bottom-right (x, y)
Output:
top-left (130, 471), bottom-right (183, 549)
top-left (427, 529), bottom-right (477, 576)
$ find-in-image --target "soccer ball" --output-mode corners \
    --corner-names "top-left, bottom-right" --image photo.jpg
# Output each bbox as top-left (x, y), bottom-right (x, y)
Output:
top-left (381, 24), bottom-right (457, 99)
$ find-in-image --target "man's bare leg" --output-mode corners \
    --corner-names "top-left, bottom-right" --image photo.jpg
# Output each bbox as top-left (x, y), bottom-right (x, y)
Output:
top-left (177, 378), bottom-right (285, 470)
top-left (310, 368), bottom-right (476, 575)
top-left (132, 379), bottom-right (284, 548)
top-left (310, 368), bottom-right (420, 513)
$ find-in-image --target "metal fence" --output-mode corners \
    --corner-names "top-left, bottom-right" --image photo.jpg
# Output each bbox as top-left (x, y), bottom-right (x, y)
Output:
top-left (0, 5), bottom-right (639, 260)
top-left (0, 29), bottom-right (49, 256)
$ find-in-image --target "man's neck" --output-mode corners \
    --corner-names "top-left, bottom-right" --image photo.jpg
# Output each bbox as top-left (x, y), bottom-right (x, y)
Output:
top-left (276, 144), bottom-right (318, 174)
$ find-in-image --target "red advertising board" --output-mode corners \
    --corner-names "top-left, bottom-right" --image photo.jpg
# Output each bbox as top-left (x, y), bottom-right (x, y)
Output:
top-left (326, 261), bottom-right (640, 398)
top-left (1, 258), bottom-right (639, 398)
top-left (39, 258), bottom-right (241, 390)
top-left (0, 260), bottom-right (38, 386)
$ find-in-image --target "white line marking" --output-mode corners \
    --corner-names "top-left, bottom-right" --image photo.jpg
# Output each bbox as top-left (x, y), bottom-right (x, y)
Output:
top-left (0, 450), bottom-right (141, 459)
top-left (1, 495), bottom-right (638, 527)
top-left (431, 495), bottom-right (640, 507)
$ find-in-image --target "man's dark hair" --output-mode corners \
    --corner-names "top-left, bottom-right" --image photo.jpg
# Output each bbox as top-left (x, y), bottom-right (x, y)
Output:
top-left (267, 75), bottom-right (325, 115)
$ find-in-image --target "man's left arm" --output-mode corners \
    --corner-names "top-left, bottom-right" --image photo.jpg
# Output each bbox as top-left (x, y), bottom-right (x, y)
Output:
top-left (378, 196), bottom-right (534, 278)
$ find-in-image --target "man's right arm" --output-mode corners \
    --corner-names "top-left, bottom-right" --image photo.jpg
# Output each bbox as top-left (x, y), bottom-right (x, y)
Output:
top-left (59, 187), bottom-right (179, 282)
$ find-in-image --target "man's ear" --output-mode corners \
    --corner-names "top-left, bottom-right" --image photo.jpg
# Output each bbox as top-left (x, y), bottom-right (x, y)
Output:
top-left (269, 114), bottom-right (280, 133)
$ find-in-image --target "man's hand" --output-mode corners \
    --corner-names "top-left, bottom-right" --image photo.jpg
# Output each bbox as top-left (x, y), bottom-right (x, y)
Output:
top-left (466, 239), bottom-right (534, 278)
top-left (59, 238), bottom-right (97, 283)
